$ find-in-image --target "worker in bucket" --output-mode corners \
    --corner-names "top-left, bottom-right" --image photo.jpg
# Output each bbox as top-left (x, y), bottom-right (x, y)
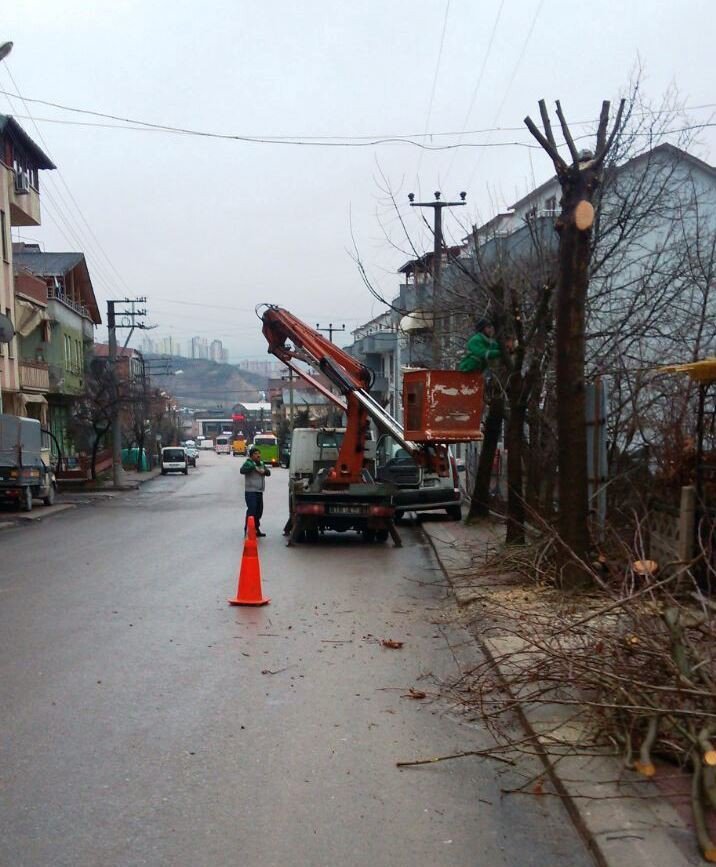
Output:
top-left (458, 317), bottom-right (502, 372)
top-left (241, 446), bottom-right (271, 537)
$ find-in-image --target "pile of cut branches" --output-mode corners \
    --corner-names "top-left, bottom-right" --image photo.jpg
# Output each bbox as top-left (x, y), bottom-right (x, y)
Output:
top-left (450, 519), bottom-right (716, 861)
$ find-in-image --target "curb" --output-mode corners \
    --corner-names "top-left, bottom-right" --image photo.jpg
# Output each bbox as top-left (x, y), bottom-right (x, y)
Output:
top-left (0, 503), bottom-right (76, 529)
top-left (421, 520), bottom-right (701, 867)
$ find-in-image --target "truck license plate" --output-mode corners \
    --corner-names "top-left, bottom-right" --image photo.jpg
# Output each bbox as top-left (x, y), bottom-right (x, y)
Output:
top-left (328, 505), bottom-right (364, 515)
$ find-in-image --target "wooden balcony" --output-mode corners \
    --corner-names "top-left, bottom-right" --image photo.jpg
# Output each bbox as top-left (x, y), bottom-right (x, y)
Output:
top-left (18, 360), bottom-right (50, 392)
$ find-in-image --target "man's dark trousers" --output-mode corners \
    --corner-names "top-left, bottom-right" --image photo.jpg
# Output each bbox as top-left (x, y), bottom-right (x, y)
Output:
top-left (245, 491), bottom-right (264, 533)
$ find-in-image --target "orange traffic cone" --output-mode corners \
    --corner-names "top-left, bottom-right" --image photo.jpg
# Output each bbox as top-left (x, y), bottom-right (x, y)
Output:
top-left (228, 517), bottom-right (270, 606)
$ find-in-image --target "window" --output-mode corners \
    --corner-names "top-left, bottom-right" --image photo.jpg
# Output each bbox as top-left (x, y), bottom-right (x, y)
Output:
top-left (64, 334), bottom-right (72, 369)
top-left (0, 210), bottom-right (7, 262)
top-left (545, 195), bottom-right (557, 213)
top-left (6, 308), bottom-right (14, 358)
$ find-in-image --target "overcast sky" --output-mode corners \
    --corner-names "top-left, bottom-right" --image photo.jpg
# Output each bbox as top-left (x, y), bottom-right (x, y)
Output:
top-left (2, 1), bottom-right (714, 360)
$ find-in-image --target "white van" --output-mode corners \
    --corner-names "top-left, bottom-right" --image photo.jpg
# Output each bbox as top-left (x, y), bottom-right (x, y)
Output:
top-left (161, 446), bottom-right (188, 475)
top-left (215, 435), bottom-right (231, 455)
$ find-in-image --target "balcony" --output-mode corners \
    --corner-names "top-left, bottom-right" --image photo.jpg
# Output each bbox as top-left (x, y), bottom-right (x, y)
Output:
top-left (7, 169), bottom-right (41, 227)
top-left (47, 285), bottom-right (92, 321)
top-left (18, 360), bottom-right (50, 392)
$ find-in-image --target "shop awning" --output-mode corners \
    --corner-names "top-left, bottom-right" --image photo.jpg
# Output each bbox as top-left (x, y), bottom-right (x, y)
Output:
top-left (21, 393), bottom-right (48, 405)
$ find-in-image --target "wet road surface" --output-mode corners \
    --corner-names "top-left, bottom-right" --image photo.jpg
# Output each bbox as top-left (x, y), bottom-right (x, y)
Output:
top-left (0, 451), bottom-right (594, 866)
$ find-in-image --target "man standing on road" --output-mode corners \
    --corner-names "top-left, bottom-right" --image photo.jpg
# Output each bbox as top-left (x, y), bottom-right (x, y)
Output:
top-left (240, 446), bottom-right (270, 537)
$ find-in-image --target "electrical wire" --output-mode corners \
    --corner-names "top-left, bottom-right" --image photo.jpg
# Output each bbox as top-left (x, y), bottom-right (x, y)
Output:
top-left (444, 0), bottom-right (505, 182)
top-left (2, 88), bottom-right (714, 147)
top-left (415, 0), bottom-right (452, 185)
top-left (0, 67), bottom-right (129, 306)
top-left (466, 0), bottom-right (545, 189)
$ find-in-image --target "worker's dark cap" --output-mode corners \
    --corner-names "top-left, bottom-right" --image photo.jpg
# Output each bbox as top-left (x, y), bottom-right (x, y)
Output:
top-left (474, 317), bottom-right (494, 332)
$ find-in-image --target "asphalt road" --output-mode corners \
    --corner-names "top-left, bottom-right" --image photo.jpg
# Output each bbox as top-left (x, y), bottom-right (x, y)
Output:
top-left (0, 451), bottom-right (594, 867)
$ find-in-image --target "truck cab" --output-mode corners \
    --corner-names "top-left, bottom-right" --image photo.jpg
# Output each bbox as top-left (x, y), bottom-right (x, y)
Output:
top-left (0, 414), bottom-right (57, 512)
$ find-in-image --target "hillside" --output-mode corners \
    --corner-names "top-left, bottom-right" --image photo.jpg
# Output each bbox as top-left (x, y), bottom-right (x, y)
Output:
top-left (145, 356), bottom-right (268, 411)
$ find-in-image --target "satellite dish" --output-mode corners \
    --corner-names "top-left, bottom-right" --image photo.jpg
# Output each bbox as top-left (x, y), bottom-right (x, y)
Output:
top-left (0, 313), bottom-right (15, 344)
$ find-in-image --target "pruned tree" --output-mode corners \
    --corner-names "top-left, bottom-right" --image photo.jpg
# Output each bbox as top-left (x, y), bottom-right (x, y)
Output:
top-left (524, 97), bottom-right (625, 587)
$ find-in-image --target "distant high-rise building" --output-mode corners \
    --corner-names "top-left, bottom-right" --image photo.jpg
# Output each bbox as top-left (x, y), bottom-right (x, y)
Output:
top-left (157, 336), bottom-right (182, 357)
top-left (191, 336), bottom-right (209, 359)
top-left (209, 339), bottom-right (224, 363)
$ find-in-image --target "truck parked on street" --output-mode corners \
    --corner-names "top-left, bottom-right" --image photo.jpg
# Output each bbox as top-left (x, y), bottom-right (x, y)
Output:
top-left (0, 414), bottom-right (56, 512)
top-left (259, 306), bottom-right (483, 545)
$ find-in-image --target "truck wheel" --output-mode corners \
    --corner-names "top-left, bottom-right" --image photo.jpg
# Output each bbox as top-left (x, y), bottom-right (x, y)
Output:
top-left (361, 529), bottom-right (376, 543)
top-left (394, 510), bottom-right (404, 524)
top-left (305, 526), bottom-right (320, 544)
top-left (43, 484), bottom-right (56, 507)
top-left (446, 504), bottom-right (462, 521)
top-left (375, 529), bottom-right (389, 543)
top-left (20, 486), bottom-right (33, 512)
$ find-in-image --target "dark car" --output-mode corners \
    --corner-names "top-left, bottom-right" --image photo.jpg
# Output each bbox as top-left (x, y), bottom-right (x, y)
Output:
top-left (375, 435), bottom-right (462, 521)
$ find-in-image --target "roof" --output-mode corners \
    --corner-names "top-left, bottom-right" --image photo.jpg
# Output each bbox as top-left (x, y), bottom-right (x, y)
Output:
top-left (0, 114), bottom-right (56, 170)
top-left (509, 142), bottom-right (716, 213)
top-left (12, 244), bottom-right (101, 325)
top-left (398, 246), bottom-right (462, 275)
top-left (93, 343), bottom-right (139, 359)
top-left (12, 247), bottom-right (85, 276)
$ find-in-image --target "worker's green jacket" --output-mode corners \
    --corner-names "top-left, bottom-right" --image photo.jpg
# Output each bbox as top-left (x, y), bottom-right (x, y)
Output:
top-left (458, 332), bottom-right (501, 372)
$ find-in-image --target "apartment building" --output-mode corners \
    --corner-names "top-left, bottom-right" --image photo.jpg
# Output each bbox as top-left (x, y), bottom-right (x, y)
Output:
top-left (0, 114), bottom-right (55, 416)
top-left (13, 243), bottom-right (101, 463)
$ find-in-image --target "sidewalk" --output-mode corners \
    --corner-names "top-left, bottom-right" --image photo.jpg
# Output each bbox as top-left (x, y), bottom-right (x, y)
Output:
top-left (59, 466), bottom-right (163, 495)
top-left (421, 516), bottom-right (703, 867)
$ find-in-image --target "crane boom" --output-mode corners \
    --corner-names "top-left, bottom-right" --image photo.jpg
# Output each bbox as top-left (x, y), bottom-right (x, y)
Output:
top-left (261, 305), bottom-right (430, 485)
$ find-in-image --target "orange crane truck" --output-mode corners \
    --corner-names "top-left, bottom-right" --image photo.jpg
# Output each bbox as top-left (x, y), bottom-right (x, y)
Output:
top-left (260, 305), bottom-right (483, 546)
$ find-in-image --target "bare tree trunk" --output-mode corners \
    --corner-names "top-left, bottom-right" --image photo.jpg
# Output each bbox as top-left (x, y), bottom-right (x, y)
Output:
top-left (555, 217), bottom-right (591, 584)
top-left (505, 386), bottom-right (526, 544)
top-left (524, 97), bottom-right (625, 589)
top-left (468, 394), bottom-right (504, 520)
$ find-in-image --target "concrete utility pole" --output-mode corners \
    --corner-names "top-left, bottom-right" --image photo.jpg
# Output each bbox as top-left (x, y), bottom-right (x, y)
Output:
top-left (408, 191), bottom-right (466, 366)
top-left (107, 297), bottom-right (148, 487)
top-left (315, 322), bottom-right (346, 343)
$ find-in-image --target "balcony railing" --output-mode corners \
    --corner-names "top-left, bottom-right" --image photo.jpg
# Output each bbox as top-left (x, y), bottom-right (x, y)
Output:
top-left (47, 285), bottom-right (92, 320)
top-left (18, 360), bottom-right (50, 392)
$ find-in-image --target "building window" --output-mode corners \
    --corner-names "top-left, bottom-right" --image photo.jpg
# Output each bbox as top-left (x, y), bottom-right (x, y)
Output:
top-left (545, 195), bottom-right (557, 213)
top-left (6, 308), bottom-right (14, 358)
top-left (0, 210), bottom-right (7, 262)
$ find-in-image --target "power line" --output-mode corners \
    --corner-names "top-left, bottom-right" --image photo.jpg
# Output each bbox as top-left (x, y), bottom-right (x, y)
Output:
top-left (415, 0), bottom-right (452, 185)
top-left (0, 65), bottom-right (131, 304)
top-left (444, 0), bottom-right (505, 183)
top-left (466, 0), bottom-right (545, 188)
top-left (2, 88), bottom-right (714, 148)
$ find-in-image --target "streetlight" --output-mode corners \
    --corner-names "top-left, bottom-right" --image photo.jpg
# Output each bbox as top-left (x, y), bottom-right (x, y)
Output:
top-left (0, 42), bottom-right (13, 62)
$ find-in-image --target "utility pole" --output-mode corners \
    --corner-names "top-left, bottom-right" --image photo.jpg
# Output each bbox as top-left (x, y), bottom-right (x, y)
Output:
top-left (107, 297), bottom-right (147, 487)
top-left (315, 324), bottom-right (346, 425)
top-left (408, 190), bottom-right (466, 366)
top-left (315, 322), bottom-right (346, 343)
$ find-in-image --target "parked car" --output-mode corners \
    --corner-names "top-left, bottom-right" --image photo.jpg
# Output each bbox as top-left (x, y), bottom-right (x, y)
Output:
top-left (185, 446), bottom-right (198, 467)
top-left (375, 434), bottom-right (462, 521)
top-left (161, 446), bottom-right (188, 475)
